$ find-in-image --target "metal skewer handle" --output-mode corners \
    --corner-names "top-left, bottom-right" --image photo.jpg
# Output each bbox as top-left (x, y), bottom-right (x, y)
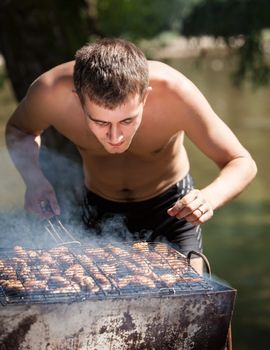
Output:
top-left (40, 200), bottom-right (81, 246)
top-left (186, 250), bottom-right (212, 277)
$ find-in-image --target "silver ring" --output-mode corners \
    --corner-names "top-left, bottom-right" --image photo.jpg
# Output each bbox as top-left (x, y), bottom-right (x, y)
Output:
top-left (40, 200), bottom-right (50, 211)
top-left (198, 208), bottom-right (204, 216)
top-left (40, 200), bottom-right (47, 209)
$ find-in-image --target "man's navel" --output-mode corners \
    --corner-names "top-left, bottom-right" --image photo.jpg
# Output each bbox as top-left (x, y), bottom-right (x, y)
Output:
top-left (120, 188), bottom-right (136, 201)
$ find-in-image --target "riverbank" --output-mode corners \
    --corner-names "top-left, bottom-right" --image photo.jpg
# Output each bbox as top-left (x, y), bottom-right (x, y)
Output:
top-left (139, 34), bottom-right (229, 59)
top-left (139, 32), bottom-right (270, 59)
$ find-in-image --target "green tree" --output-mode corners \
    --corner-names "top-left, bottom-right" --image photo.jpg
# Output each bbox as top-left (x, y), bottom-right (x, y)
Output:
top-left (97, 0), bottom-right (172, 39)
top-left (0, 0), bottom-right (96, 101)
top-left (96, 0), bottom-right (201, 40)
top-left (0, 1), bottom-right (98, 217)
top-left (182, 0), bottom-right (270, 86)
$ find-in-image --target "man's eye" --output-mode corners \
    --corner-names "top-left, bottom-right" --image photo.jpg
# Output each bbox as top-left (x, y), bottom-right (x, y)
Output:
top-left (95, 121), bottom-right (109, 126)
top-left (121, 119), bottom-right (133, 125)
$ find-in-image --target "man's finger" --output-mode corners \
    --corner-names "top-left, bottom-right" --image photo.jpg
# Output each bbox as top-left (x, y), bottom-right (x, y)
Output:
top-left (167, 203), bottom-right (182, 216)
top-left (180, 189), bottom-right (200, 205)
top-left (49, 198), bottom-right (61, 216)
top-left (167, 189), bottom-right (200, 216)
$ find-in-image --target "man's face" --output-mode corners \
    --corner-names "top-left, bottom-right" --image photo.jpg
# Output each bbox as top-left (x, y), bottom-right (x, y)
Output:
top-left (82, 91), bottom-right (150, 154)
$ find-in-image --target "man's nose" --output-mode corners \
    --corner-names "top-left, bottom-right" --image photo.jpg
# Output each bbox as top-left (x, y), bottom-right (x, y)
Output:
top-left (108, 125), bottom-right (123, 143)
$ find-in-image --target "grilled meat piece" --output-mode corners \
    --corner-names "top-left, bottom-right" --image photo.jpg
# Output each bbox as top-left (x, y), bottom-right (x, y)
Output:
top-left (0, 279), bottom-right (24, 293)
top-left (99, 264), bottom-right (117, 275)
top-left (38, 252), bottom-right (56, 266)
top-left (65, 264), bottom-right (85, 278)
top-left (33, 264), bottom-right (53, 280)
top-left (70, 281), bottom-right (81, 293)
top-left (159, 273), bottom-right (177, 287)
top-left (134, 275), bottom-right (156, 288)
top-left (84, 247), bottom-right (110, 261)
top-left (0, 263), bottom-right (17, 280)
top-left (75, 275), bottom-right (99, 293)
top-left (86, 267), bottom-right (112, 291)
top-left (23, 279), bottom-right (48, 291)
top-left (48, 275), bottom-right (70, 289)
top-left (28, 250), bottom-right (39, 260)
top-left (58, 253), bottom-right (75, 266)
top-left (0, 259), bottom-right (5, 270)
top-left (9, 256), bottom-right (28, 268)
top-left (77, 255), bottom-right (113, 289)
top-left (154, 243), bottom-right (170, 254)
top-left (18, 265), bottom-right (33, 281)
top-left (118, 275), bottom-right (156, 289)
top-left (49, 246), bottom-right (69, 256)
top-left (108, 245), bottom-right (129, 258)
top-left (181, 274), bottom-right (202, 283)
top-left (132, 241), bottom-right (149, 252)
top-left (13, 246), bottom-right (28, 259)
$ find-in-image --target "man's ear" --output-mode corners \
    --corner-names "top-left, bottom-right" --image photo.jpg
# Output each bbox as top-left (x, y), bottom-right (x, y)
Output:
top-left (72, 89), bottom-right (85, 107)
top-left (72, 89), bottom-right (79, 97)
top-left (142, 86), bottom-right (152, 105)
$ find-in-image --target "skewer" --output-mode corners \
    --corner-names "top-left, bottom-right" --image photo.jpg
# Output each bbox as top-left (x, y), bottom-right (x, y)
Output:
top-left (40, 200), bottom-right (81, 246)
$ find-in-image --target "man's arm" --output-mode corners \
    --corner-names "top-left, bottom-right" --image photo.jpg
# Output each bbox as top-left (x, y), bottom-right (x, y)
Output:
top-left (5, 81), bottom-right (60, 218)
top-left (166, 69), bottom-right (257, 224)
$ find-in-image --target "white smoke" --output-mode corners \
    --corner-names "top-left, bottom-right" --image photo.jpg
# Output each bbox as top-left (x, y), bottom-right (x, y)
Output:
top-left (0, 143), bottom-right (154, 250)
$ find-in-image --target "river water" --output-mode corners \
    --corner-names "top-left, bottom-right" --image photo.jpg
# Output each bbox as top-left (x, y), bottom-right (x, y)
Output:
top-left (0, 55), bottom-right (270, 349)
top-left (169, 55), bottom-right (270, 350)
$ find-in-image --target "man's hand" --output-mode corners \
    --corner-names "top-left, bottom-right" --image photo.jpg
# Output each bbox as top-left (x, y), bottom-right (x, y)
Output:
top-left (167, 189), bottom-right (213, 225)
top-left (24, 178), bottom-right (60, 219)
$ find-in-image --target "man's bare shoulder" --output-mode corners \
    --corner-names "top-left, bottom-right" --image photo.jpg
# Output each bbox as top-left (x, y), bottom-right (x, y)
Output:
top-left (148, 61), bottom-right (191, 90)
top-left (25, 62), bottom-right (75, 119)
top-left (148, 60), bottom-right (206, 108)
top-left (9, 62), bottom-right (76, 133)
top-left (29, 61), bottom-right (75, 102)
top-left (148, 60), bottom-right (213, 115)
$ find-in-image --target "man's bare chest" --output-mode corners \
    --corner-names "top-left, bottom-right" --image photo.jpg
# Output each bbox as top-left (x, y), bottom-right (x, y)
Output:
top-left (54, 106), bottom-right (182, 157)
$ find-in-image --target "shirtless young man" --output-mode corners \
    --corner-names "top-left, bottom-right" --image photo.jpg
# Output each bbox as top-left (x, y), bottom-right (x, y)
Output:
top-left (5, 38), bottom-right (257, 272)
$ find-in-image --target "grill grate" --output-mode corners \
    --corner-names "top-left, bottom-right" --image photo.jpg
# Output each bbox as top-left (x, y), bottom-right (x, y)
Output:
top-left (0, 242), bottom-right (213, 305)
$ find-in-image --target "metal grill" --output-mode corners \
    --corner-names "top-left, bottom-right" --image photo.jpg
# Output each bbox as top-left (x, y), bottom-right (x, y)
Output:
top-left (0, 242), bottom-right (213, 305)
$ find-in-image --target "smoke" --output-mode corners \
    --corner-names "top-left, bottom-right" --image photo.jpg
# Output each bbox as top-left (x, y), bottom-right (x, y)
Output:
top-left (0, 209), bottom-right (146, 251)
top-left (0, 132), bottom-right (165, 253)
top-left (0, 209), bottom-right (46, 249)
top-left (209, 273), bottom-right (232, 288)
top-left (0, 143), bottom-right (153, 250)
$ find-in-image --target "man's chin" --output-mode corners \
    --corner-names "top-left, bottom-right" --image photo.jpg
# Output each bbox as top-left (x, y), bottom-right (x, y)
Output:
top-left (104, 143), bottom-right (129, 154)
top-left (107, 148), bottom-right (125, 154)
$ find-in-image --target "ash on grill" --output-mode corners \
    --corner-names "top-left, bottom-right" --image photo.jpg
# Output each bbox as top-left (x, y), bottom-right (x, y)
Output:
top-left (0, 242), bottom-right (211, 305)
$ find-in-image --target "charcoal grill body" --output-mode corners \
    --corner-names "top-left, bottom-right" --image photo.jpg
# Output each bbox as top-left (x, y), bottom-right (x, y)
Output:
top-left (0, 281), bottom-right (236, 350)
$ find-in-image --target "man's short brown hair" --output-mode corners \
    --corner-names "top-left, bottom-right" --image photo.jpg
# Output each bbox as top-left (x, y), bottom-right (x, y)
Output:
top-left (73, 38), bottom-right (149, 109)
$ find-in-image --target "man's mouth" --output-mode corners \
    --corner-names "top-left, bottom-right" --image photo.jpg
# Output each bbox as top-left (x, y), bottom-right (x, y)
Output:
top-left (108, 141), bottom-right (124, 147)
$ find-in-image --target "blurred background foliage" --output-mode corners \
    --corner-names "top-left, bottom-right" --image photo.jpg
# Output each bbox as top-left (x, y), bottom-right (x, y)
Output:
top-left (0, 0), bottom-right (270, 101)
top-left (96, 0), bottom-right (200, 39)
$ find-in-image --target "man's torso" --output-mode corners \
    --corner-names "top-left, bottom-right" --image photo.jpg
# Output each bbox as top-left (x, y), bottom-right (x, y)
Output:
top-left (38, 61), bottom-right (190, 201)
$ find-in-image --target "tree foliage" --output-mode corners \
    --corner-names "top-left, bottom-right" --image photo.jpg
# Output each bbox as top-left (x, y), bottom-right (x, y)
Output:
top-left (96, 0), bottom-right (200, 40)
top-left (0, 0), bottom-right (98, 210)
top-left (182, 0), bottom-right (270, 86)
top-left (0, 0), bottom-right (96, 100)
top-left (1, 0), bottom-right (270, 95)
top-left (96, 0), bottom-right (270, 86)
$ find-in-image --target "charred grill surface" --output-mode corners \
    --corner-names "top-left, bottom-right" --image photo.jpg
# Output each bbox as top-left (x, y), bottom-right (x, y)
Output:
top-left (0, 242), bottom-right (213, 305)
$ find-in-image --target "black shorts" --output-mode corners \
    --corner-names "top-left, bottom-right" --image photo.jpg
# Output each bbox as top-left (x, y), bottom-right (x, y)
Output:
top-left (81, 173), bottom-right (202, 255)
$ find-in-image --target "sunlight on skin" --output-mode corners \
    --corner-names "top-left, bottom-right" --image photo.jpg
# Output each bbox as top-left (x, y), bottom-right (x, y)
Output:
top-left (81, 89), bottom-right (152, 154)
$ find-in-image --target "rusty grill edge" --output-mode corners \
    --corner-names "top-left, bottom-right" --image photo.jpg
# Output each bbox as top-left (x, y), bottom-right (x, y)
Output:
top-left (0, 242), bottom-right (236, 350)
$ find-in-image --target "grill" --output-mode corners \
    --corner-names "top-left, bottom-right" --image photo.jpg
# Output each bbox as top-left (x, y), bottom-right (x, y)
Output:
top-left (0, 242), bottom-right (236, 350)
top-left (0, 242), bottom-right (213, 305)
